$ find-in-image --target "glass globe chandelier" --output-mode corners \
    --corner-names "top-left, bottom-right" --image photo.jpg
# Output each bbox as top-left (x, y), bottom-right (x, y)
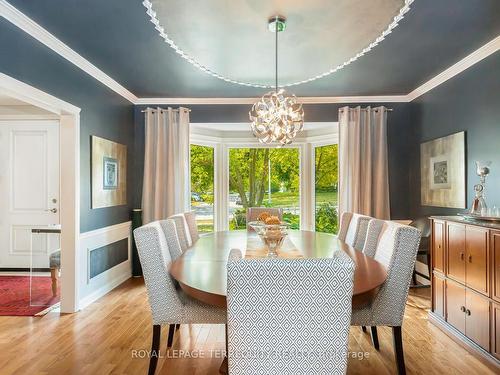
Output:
top-left (249, 16), bottom-right (304, 146)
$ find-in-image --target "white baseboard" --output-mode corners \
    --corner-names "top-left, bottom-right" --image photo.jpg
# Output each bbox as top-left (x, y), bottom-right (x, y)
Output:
top-left (78, 270), bottom-right (131, 310)
top-left (78, 221), bottom-right (132, 310)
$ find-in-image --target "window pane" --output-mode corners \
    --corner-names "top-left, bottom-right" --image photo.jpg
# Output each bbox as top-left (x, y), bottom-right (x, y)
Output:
top-left (190, 144), bottom-right (214, 233)
top-left (315, 144), bottom-right (339, 234)
top-left (229, 148), bottom-right (300, 230)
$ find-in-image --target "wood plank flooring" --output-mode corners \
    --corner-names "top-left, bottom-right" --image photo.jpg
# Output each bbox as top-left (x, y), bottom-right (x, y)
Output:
top-left (0, 278), bottom-right (495, 374)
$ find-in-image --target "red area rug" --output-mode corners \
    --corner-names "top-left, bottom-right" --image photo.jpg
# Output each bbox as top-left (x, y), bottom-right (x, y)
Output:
top-left (0, 276), bottom-right (60, 316)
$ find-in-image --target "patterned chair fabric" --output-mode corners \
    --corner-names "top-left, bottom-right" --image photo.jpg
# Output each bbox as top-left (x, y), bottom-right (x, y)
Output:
top-left (343, 213), bottom-right (372, 251)
top-left (168, 214), bottom-right (191, 250)
top-left (246, 207), bottom-right (283, 231)
top-left (351, 221), bottom-right (421, 326)
top-left (361, 219), bottom-right (385, 258)
top-left (159, 219), bottom-right (183, 261)
top-left (133, 221), bottom-right (226, 326)
top-left (227, 254), bottom-right (355, 375)
top-left (183, 211), bottom-right (200, 244)
top-left (337, 212), bottom-right (353, 242)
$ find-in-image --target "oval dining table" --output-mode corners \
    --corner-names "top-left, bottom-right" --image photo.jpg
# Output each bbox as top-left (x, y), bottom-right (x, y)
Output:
top-left (169, 230), bottom-right (387, 309)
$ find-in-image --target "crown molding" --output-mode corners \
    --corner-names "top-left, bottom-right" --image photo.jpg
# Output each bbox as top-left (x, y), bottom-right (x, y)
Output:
top-left (407, 35), bottom-right (500, 101)
top-left (135, 95), bottom-right (409, 105)
top-left (1, 0), bottom-right (498, 106)
top-left (0, 0), bottom-right (138, 104)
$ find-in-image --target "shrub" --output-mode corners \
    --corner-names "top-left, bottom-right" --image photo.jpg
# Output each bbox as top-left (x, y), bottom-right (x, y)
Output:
top-left (315, 203), bottom-right (339, 234)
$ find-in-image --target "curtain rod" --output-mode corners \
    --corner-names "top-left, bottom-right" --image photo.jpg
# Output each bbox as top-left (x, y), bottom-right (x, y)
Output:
top-left (141, 107), bottom-right (191, 113)
top-left (338, 107), bottom-right (393, 113)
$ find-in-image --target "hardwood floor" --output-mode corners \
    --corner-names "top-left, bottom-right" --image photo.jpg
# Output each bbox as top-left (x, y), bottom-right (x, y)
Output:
top-left (0, 278), bottom-right (496, 374)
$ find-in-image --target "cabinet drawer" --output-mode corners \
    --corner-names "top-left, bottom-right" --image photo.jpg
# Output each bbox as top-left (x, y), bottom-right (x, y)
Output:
top-left (465, 289), bottom-right (490, 351)
top-left (447, 223), bottom-right (466, 283)
top-left (446, 279), bottom-right (466, 334)
top-left (492, 302), bottom-right (500, 360)
top-left (433, 273), bottom-right (445, 318)
top-left (492, 231), bottom-right (500, 302)
top-left (465, 226), bottom-right (489, 295)
top-left (432, 220), bottom-right (445, 273)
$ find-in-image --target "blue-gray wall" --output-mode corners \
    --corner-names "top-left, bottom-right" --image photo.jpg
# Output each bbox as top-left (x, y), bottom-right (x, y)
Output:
top-left (0, 19), bottom-right (135, 233)
top-left (409, 52), bottom-right (500, 218)
top-left (133, 102), bottom-right (413, 219)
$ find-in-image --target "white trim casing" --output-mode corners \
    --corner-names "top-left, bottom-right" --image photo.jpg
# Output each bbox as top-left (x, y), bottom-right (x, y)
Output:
top-left (1, 0), bottom-right (498, 105)
top-left (0, 0), bottom-right (138, 104)
top-left (0, 73), bottom-right (81, 313)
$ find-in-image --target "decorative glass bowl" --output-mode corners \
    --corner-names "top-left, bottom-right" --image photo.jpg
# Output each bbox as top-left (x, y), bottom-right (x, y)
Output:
top-left (248, 221), bottom-right (289, 257)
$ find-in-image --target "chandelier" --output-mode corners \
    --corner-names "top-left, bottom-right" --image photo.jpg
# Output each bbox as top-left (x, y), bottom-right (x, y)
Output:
top-left (249, 16), bottom-right (304, 146)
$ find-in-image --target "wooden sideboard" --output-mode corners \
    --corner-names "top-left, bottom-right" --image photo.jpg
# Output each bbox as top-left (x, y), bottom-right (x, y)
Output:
top-left (429, 216), bottom-right (500, 367)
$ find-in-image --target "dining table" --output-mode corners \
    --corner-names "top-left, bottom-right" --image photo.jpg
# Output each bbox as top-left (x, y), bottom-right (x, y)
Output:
top-left (169, 230), bottom-right (388, 309)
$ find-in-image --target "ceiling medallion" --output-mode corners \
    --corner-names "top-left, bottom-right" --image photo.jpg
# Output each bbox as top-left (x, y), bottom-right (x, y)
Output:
top-left (249, 16), bottom-right (304, 146)
top-left (143, 0), bottom-right (414, 89)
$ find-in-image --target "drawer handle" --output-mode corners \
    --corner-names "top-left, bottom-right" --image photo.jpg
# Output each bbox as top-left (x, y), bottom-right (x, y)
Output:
top-left (460, 306), bottom-right (466, 312)
top-left (466, 309), bottom-right (471, 316)
top-left (468, 255), bottom-right (472, 263)
top-left (460, 252), bottom-right (464, 261)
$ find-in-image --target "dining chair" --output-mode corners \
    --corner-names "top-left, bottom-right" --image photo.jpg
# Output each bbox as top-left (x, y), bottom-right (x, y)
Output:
top-left (246, 207), bottom-right (283, 230)
top-left (159, 219), bottom-right (183, 261)
top-left (338, 212), bottom-right (372, 251)
top-left (134, 221), bottom-right (226, 375)
top-left (226, 254), bottom-right (355, 374)
top-left (351, 221), bottom-right (421, 375)
top-left (168, 213), bottom-right (191, 250)
top-left (183, 211), bottom-right (200, 244)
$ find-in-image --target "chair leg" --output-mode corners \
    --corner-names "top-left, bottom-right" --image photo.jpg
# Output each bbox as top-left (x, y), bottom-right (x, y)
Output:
top-left (175, 324), bottom-right (180, 331)
top-left (412, 268), bottom-right (417, 286)
top-left (149, 325), bottom-right (161, 375)
top-left (167, 324), bottom-right (175, 348)
top-left (361, 325), bottom-right (367, 333)
top-left (392, 326), bottom-right (406, 375)
top-left (370, 326), bottom-right (380, 350)
top-left (50, 267), bottom-right (58, 297)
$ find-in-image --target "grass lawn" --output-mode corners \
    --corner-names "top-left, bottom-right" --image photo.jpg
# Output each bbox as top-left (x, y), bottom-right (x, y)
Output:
top-left (263, 191), bottom-right (337, 207)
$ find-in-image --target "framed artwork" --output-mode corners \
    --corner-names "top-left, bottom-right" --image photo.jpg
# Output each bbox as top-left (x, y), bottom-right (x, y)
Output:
top-left (91, 136), bottom-right (127, 208)
top-left (420, 131), bottom-right (465, 208)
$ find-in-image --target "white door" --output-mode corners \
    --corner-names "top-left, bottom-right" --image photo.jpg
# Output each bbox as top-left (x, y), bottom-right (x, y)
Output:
top-left (0, 120), bottom-right (60, 270)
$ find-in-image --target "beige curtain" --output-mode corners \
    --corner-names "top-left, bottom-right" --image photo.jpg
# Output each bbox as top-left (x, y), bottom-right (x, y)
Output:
top-left (338, 106), bottom-right (390, 219)
top-left (142, 107), bottom-right (190, 224)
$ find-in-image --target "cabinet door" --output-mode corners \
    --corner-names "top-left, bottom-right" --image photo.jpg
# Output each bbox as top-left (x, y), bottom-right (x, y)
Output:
top-left (447, 223), bottom-right (466, 283)
top-left (446, 279), bottom-right (466, 334)
top-left (432, 220), bottom-right (445, 273)
top-left (492, 231), bottom-right (500, 302)
top-left (465, 226), bottom-right (489, 295)
top-left (433, 273), bottom-right (445, 318)
top-left (465, 289), bottom-right (490, 351)
top-left (492, 302), bottom-right (500, 360)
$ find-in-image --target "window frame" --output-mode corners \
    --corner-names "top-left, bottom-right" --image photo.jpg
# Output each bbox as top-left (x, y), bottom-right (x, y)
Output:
top-left (190, 124), bottom-right (338, 232)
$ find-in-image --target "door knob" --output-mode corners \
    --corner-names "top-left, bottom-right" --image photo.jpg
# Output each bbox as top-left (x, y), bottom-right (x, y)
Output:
top-left (45, 208), bottom-right (58, 213)
top-left (460, 306), bottom-right (466, 312)
top-left (466, 309), bottom-right (471, 316)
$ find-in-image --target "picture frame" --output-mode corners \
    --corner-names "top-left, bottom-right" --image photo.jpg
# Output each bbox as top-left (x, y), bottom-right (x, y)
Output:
top-left (91, 136), bottom-right (127, 208)
top-left (420, 131), bottom-right (465, 208)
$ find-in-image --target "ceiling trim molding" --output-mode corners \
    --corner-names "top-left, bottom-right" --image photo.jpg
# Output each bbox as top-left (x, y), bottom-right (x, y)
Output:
top-left (135, 95), bottom-right (409, 105)
top-left (0, 0), bottom-right (138, 104)
top-left (1, 1), bottom-right (498, 106)
top-left (407, 35), bottom-right (500, 101)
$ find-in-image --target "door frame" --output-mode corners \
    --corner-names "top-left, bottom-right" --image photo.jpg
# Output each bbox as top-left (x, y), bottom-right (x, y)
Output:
top-left (0, 72), bottom-right (80, 313)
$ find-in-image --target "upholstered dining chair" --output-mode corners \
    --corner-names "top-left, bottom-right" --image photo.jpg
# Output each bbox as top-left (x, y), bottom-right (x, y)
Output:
top-left (134, 221), bottom-right (226, 375)
top-left (246, 207), bottom-right (283, 230)
top-left (338, 212), bottom-right (372, 251)
top-left (168, 213), bottom-right (191, 250)
top-left (183, 211), bottom-right (200, 244)
top-left (351, 221), bottom-right (421, 375)
top-left (159, 219), bottom-right (183, 261)
top-left (226, 254), bottom-right (355, 374)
